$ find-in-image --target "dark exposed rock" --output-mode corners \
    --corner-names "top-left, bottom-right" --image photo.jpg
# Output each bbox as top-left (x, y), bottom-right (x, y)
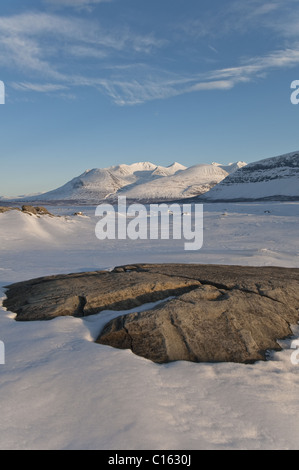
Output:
top-left (0, 205), bottom-right (54, 216)
top-left (0, 206), bottom-right (20, 213)
top-left (98, 285), bottom-right (298, 364)
top-left (3, 269), bottom-right (200, 321)
top-left (21, 205), bottom-right (54, 216)
top-left (3, 263), bottom-right (299, 364)
top-left (97, 264), bottom-right (299, 363)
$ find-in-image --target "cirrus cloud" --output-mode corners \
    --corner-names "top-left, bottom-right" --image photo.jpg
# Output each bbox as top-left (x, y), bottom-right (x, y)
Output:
top-left (44, 0), bottom-right (112, 10)
top-left (3, 4), bottom-right (299, 107)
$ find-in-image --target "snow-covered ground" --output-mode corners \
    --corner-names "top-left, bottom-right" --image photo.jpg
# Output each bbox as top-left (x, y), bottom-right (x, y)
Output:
top-left (1, 202), bottom-right (299, 449)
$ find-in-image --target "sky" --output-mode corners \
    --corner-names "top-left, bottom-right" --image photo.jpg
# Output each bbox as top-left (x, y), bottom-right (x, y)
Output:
top-left (1, 0), bottom-right (299, 196)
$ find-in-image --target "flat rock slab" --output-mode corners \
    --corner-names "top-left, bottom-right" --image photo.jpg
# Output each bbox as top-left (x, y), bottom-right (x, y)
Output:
top-left (3, 269), bottom-right (200, 321)
top-left (4, 264), bottom-right (299, 364)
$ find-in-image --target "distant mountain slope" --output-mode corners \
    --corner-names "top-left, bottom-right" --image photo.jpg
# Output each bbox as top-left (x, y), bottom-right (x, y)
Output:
top-left (212, 161), bottom-right (247, 174)
top-left (202, 151), bottom-right (299, 201)
top-left (119, 164), bottom-right (229, 202)
top-left (5, 160), bottom-right (245, 203)
top-left (23, 162), bottom-right (160, 203)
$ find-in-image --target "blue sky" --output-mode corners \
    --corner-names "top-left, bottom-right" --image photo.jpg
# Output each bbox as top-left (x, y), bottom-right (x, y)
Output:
top-left (1, 0), bottom-right (299, 196)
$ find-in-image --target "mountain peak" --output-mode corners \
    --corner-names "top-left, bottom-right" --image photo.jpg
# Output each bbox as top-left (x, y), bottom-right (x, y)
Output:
top-left (168, 161), bottom-right (185, 168)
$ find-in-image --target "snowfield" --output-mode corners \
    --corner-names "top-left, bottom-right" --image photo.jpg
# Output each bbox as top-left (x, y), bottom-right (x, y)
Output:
top-left (1, 202), bottom-right (299, 450)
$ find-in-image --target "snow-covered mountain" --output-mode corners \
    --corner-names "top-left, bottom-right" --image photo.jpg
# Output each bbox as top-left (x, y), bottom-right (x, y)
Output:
top-left (15, 160), bottom-right (244, 204)
top-left (212, 161), bottom-right (247, 174)
top-left (119, 164), bottom-right (228, 202)
top-left (202, 151), bottom-right (299, 201)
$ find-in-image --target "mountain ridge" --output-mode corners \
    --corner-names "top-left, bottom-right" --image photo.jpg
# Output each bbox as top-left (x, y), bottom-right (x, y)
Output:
top-left (3, 160), bottom-right (245, 203)
top-left (200, 151), bottom-right (299, 202)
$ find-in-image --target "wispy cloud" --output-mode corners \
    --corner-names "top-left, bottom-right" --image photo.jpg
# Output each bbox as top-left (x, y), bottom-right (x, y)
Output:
top-left (68, 45), bottom-right (107, 59)
top-left (0, 12), bottom-right (163, 79)
top-left (77, 71), bottom-right (244, 106)
top-left (208, 45), bottom-right (219, 54)
top-left (93, 44), bottom-right (299, 106)
top-left (11, 82), bottom-right (68, 93)
top-left (9, 42), bottom-right (299, 106)
top-left (44, 0), bottom-right (112, 10)
top-left (3, 5), bottom-right (299, 107)
top-left (189, 80), bottom-right (235, 92)
top-left (208, 46), bottom-right (299, 83)
top-left (179, 0), bottom-right (299, 41)
top-left (228, 0), bottom-right (299, 41)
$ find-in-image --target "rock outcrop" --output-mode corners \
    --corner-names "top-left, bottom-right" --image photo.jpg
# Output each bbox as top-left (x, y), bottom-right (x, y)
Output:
top-left (3, 268), bottom-right (200, 321)
top-left (0, 205), bottom-right (54, 216)
top-left (21, 205), bottom-right (53, 216)
top-left (0, 206), bottom-right (20, 213)
top-left (3, 264), bottom-right (299, 364)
